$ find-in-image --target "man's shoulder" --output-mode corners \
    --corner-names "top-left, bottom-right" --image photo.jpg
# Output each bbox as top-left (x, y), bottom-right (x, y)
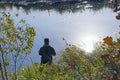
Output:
top-left (40, 46), bottom-right (44, 49)
top-left (40, 45), bottom-right (54, 50)
top-left (40, 45), bottom-right (51, 49)
top-left (49, 46), bottom-right (54, 49)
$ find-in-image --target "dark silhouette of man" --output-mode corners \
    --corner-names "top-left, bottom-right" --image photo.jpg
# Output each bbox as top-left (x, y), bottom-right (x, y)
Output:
top-left (39, 38), bottom-right (56, 64)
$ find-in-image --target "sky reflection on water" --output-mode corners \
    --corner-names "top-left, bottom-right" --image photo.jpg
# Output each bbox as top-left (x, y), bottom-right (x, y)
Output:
top-left (1, 6), bottom-right (120, 63)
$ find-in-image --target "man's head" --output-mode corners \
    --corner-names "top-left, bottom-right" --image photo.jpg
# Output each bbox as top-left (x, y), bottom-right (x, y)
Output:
top-left (44, 38), bottom-right (49, 45)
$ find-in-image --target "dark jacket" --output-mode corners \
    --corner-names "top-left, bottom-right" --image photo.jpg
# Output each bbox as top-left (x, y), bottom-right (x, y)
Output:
top-left (39, 45), bottom-right (56, 64)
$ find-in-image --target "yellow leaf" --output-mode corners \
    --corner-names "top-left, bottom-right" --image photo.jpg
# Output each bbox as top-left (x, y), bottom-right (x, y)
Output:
top-left (29, 36), bottom-right (34, 42)
top-left (1, 30), bottom-right (6, 34)
top-left (115, 42), bottom-right (120, 49)
top-left (2, 23), bottom-right (8, 29)
top-left (26, 26), bottom-right (31, 32)
top-left (22, 48), bottom-right (30, 54)
top-left (6, 18), bottom-right (12, 24)
top-left (19, 43), bottom-right (23, 48)
top-left (10, 48), bottom-right (14, 52)
top-left (0, 38), bottom-right (6, 44)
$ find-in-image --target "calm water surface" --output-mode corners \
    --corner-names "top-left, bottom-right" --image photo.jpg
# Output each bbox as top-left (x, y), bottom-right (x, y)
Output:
top-left (1, 3), bottom-right (120, 63)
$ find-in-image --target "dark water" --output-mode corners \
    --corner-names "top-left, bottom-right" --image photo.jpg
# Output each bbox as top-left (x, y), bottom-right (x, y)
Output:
top-left (0, 1), bottom-right (120, 63)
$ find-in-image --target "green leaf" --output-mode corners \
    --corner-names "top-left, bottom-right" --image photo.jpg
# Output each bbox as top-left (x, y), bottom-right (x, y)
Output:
top-left (115, 42), bottom-right (120, 49)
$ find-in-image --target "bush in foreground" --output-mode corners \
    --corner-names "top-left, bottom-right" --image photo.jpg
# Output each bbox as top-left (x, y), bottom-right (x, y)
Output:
top-left (17, 31), bottom-right (120, 80)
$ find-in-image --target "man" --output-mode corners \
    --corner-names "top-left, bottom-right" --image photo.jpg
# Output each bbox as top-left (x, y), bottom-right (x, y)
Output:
top-left (39, 38), bottom-right (56, 64)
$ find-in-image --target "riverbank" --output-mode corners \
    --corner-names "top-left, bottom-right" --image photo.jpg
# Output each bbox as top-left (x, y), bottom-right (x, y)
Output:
top-left (0, 0), bottom-right (108, 6)
top-left (0, 0), bottom-right (110, 13)
top-left (0, 0), bottom-right (81, 5)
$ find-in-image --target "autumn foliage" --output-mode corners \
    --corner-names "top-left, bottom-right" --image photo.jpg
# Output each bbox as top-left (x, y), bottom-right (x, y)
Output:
top-left (0, 12), bottom-right (36, 80)
top-left (17, 32), bottom-right (120, 80)
top-left (0, 12), bottom-right (120, 80)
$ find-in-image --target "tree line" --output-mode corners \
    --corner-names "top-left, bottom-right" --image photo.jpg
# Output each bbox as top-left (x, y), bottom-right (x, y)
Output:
top-left (0, 0), bottom-right (108, 3)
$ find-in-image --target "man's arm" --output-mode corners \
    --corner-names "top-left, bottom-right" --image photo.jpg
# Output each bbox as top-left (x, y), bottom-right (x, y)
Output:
top-left (39, 47), bottom-right (43, 56)
top-left (51, 47), bottom-right (56, 56)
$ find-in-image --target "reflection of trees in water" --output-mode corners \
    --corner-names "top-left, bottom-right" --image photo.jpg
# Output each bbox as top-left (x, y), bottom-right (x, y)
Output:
top-left (0, 0), bottom-right (119, 14)
top-left (0, 3), bottom-right (13, 10)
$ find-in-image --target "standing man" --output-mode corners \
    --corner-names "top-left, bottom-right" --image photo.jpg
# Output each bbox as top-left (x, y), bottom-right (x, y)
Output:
top-left (39, 38), bottom-right (56, 65)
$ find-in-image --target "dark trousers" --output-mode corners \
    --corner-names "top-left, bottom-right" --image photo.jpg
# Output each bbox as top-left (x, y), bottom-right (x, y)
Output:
top-left (41, 56), bottom-right (52, 65)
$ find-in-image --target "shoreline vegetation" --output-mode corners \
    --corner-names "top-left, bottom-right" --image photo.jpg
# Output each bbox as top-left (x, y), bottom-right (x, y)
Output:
top-left (17, 39), bottom-right (120, 80)
top-left (0, 0), bottom-right (109, 6)
top-left (0, 0), bottom-right (108, 2)
top-left (0, 0), bottom-right (115, 14)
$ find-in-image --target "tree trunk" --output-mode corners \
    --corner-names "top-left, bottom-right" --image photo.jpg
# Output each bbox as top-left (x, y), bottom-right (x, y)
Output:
top-left (0, 59), bottom-right (5, 80)
top-left (1, 54), bottom-right (8, 80)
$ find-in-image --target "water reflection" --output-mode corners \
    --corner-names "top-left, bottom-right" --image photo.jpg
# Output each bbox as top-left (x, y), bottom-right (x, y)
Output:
top-left (0, 1), bottom-right (120, 63)
top-left (0, 0), bottom-right (115, 14)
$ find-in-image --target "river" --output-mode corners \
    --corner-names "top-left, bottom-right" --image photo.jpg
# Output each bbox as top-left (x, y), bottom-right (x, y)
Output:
top-left (0, 1), bottom-right (120, 64)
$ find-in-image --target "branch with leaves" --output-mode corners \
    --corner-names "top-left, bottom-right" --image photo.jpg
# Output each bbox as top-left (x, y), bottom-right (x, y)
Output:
top-left (0, 12), bottom-right (36, 80)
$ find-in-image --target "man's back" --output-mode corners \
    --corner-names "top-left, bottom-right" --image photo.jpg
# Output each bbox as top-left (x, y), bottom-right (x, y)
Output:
top-left (39, 44), bottom-right (56, 64)
top-left (39, 45), bottom-right (56, 56)
top-left (39, 38), bottom-right (56, 64)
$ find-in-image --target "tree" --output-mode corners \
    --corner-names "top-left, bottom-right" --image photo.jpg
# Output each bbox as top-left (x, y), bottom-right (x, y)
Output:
top-left (0, 12), bottom-right (36, 80)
